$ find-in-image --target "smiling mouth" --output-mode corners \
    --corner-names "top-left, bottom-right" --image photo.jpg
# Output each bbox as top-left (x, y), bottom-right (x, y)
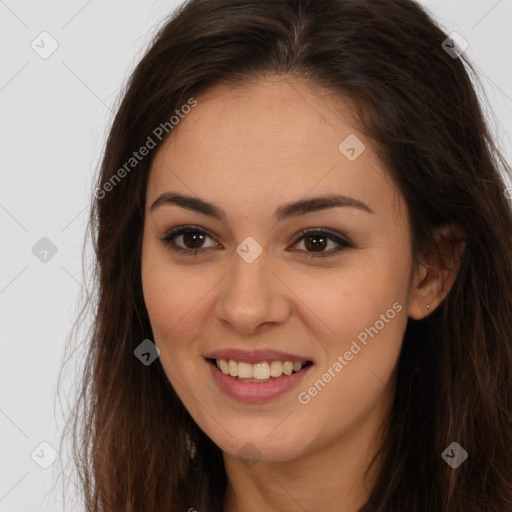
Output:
top-left (207, 358), bottom-right (313, 383)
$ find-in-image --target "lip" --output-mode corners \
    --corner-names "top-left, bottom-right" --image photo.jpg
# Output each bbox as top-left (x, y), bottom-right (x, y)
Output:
top-left (203, 348), bottom-right (313, 364)
top-left (206, 358), bottom-right (313, 403)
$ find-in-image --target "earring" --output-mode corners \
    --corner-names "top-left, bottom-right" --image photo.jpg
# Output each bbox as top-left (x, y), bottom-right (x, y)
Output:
top-left (426, 304), bottom-right (431, 312)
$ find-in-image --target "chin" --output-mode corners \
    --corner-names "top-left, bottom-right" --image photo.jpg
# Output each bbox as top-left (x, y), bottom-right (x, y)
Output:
top-left (212, 425), bottom-right (306, 464)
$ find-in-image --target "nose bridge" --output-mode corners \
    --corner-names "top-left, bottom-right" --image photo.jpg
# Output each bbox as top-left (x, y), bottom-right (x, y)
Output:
top-left (215, 244), bottom-right (289, 333)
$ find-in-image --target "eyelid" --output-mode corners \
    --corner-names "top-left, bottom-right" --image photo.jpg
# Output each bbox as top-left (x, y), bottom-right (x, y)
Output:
top-left (160, 224), bottom-right (353, 257)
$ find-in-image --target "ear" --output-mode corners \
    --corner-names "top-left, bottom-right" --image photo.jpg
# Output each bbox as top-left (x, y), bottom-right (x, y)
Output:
top-left (408, 223), bottom-right (466, 320)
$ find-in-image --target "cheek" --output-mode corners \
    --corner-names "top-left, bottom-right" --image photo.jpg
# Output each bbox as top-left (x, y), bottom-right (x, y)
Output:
top-left (291, 252), bottom-right (410, 410)
top-left (141, 237), bottom-right (207, 333)
top-left (289, 255), bottom-right (411, 352)
top-left (141, 243), bottom-right (220, 383)
top-left (141, 243), bottom-right (188, 354)
top-left (292, 273), bottom-right (408, 454)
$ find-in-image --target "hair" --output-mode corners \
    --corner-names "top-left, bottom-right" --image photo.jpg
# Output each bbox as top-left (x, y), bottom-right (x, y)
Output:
top-left (58, 0), bottom-right (512, 510)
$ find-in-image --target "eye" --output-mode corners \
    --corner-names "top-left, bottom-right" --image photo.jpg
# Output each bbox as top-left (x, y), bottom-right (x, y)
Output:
top-left (161, 225), bottom-right (218, 255)
top-left (160, 225), bottom-right (353, 258)
top-left (290, 228), bottom-right (353, 258)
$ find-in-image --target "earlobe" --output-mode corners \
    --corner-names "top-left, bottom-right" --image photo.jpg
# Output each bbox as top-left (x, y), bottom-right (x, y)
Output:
top-left (407, 223), bottom-right (466, 320)
top-left (408, 268), bottom-right (450, 320)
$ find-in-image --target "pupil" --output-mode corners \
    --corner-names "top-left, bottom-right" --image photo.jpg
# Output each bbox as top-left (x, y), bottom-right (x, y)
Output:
top-left (184, 232), bottom-right (204, 248)
top-left (305, 235), bottom-right (326, 252)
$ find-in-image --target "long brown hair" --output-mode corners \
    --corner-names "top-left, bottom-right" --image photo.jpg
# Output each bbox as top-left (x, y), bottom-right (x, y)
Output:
top-left (59, 0), bottom-right (512, 510)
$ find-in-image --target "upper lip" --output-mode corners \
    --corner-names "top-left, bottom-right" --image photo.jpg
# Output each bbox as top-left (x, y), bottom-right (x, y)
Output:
top-left (204, 349), bottom-right (313, 364)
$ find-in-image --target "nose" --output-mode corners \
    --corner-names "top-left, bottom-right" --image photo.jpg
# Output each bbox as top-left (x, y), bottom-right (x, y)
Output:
top-left (214, 249), bottom-right (291, 335)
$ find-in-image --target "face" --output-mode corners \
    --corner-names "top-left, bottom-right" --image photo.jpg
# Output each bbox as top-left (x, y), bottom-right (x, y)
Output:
top-left (141, 77), bottom-right (416, 463)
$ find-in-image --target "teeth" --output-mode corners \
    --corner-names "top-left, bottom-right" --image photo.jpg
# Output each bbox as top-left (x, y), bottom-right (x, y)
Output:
top-left (282, 361), bottom-right (293, 375)
top-left (238, 362), bottom-right (253, 379)
top-left (253, 362), bottom-right (270, 380)
top-left (270, 361), bottom-right (282, 377)
top-left (215, 359), bottom-right (308, 379)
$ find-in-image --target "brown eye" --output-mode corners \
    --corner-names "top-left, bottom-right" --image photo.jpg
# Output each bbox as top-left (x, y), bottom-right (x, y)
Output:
top-left (291, 229), bottom-right (353, 258)
top-left (181, 231), bottom-right (207, 249)
top-left (162, 226), bottom-right (218, 255)
top-left (303, 234), bottom-right (329, 252)
top-left (161, 225), bottom-right (352, 258)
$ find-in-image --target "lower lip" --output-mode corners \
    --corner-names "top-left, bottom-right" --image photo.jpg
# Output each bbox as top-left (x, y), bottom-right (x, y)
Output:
top-left (206, 359), bottom-right (313, 403)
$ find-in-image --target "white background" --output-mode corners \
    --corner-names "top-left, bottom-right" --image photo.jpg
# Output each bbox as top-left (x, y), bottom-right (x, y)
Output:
top-left (1, 1), bottom-right (511, 510)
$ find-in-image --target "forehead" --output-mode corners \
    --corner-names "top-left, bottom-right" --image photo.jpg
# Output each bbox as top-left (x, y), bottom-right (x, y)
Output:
top-left (147, 77), bottom-right (402, 221)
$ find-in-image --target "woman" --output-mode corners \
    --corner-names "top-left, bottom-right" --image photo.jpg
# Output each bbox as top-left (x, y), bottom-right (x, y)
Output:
top-left (61, 0), bottom-right (512, 510)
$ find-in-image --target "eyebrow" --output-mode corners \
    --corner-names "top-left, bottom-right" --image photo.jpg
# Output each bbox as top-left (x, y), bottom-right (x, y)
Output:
top-left (149, 192), bottom-right (373, 221)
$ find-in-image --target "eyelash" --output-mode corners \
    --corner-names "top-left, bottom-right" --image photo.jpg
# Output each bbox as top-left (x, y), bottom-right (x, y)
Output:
top-left (160, 225), bottom-right (353, 258)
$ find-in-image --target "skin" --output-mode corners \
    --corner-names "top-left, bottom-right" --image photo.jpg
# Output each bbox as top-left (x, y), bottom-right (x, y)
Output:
top-left (141, 77), bottom-right (461, 512)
